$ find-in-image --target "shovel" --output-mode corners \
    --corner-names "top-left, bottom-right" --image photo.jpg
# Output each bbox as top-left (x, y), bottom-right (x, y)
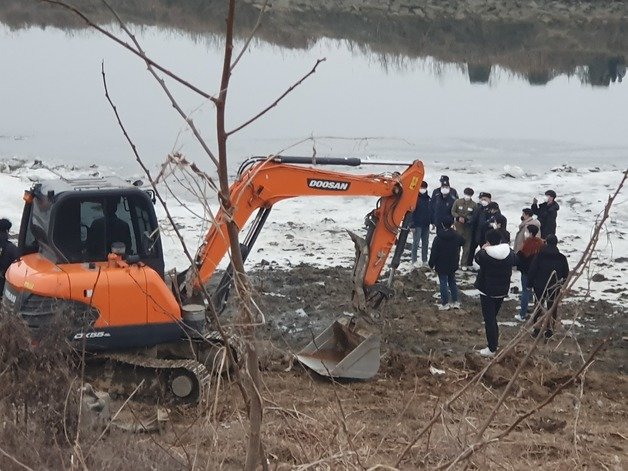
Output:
top-left (296, 317), bottom-right (380, 379)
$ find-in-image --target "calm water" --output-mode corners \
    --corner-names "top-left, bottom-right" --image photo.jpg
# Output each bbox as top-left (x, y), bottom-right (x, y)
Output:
top-left (1, 24), bottom-right (626, 175)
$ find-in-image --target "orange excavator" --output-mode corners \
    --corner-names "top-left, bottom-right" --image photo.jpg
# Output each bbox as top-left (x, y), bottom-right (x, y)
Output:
top-left (3, 156), bottom-right (424, 401)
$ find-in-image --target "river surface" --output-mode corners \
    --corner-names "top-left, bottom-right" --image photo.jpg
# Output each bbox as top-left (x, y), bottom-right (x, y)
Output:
top-left (1, 22), bottom-right (627, 175)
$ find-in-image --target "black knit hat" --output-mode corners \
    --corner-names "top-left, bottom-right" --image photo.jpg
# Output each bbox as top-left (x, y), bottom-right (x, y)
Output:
top-left (545, 190), bottom-right (557, 198)
top-left (441, 215), bottom-right (454, 228)
top-left (486, 229), bottom-right (502, 245)
top-left (0, 218), bottom-right (11, 232)
top-left (487, 202), bottom-right (500, 211)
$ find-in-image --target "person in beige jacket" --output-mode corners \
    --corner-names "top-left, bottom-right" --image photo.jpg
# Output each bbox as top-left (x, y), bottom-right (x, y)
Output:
top-left (451, 187), bottom-right (477, 270)
top-left (513, 208), bottom-right (541, 253)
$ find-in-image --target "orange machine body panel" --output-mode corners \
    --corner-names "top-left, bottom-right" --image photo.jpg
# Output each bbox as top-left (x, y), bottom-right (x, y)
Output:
top-left (7, 254), bottom-right (181, 329)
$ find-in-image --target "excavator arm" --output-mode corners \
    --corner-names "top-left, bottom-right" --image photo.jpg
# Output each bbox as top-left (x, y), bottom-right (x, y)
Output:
top-left (185, 156), bottom-right (425, 317)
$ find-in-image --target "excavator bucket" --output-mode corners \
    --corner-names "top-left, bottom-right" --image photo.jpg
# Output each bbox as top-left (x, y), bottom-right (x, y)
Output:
top-left (296, 317), bottom-right (380, 379)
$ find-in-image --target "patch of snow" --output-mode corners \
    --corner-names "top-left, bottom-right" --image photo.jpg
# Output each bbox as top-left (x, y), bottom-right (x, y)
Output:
top-left (561, 319), bottom-right (585, 328)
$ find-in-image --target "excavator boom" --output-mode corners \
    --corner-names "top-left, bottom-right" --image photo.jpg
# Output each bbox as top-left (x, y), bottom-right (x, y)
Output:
top-left (187, 156), bottom-right (425, 379)
top-left (189, 157), bottom-right (424, 301)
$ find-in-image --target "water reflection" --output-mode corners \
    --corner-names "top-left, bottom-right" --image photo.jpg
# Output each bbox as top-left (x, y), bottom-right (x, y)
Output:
top-left (0, 0), bottom-right (626, 87)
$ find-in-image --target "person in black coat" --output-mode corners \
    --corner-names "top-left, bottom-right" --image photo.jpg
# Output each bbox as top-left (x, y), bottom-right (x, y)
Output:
top-left (430, 183), bottom-right (457, 234)
top-left (428, 216), bottom-right (464, 310)
top-left (527, 234), bottom-right (569, 338)
top-left (0, 218), bottom-right (19, 296)
top-left (489, 213), bottom-right (511, 245)
top-left (476, 201), bottom-right (503, 250)
top-left (410, 181), bottom-right (431, 265)
top-left (431, 175), bottom-right (459, 200)
top-left (532, 189), bottom-right (559, 238)
top-left (467, 191), bottom-right (492, 266)
top-left (473, 229), bottom-right (516, 356)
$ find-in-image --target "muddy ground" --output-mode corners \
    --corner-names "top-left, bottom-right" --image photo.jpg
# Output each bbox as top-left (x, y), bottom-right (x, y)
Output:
top-left (0, 264), bottom-right (625, 470)
top-left (156, 265), bottom-right (628, 469)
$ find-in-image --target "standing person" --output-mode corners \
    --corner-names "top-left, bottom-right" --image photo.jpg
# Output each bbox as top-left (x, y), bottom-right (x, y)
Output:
top-left (473, 229), bottom-right (516, 356)
top-left (514, 208), bottom-right (541, 253)
top-left (467, 191), bottom-right (492, 267)
top-left (527, 235), bottom-right (569, 339)
top-left (490, 214), bottom-right (511, 245)
top-left (0, 218), bottom-right (19, 296)
top-left (478, 202), bottom-right (503, 248)
top-left (451, 187), bottom-right (477, 270)
top-left (431, 175), bottom-right (459, 200)
top-left (430, 183), bottom-right (457, 234)
top-left (428, 216), bottom-right (464, 310)
top-left (532, 190), bottom-right (559, 238)
top-left (514, 225), bottom-right (545, 321)
top-left (410, 181), bottom-right (431, 267)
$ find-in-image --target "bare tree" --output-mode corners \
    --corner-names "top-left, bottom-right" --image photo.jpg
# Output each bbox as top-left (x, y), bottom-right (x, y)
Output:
top-left (39, 0), bottom-right (326, 468)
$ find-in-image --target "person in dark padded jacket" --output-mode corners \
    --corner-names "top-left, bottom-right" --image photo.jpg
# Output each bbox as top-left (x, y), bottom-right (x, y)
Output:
top-left (429, 216), bottom-right (464, 310)
top-left (0, 218), bottom-right (19, 297)
top-left (532, 189), bottom-right (559, 238)
top-left (527, 234), bottom-right (569, 339)
top-left (474, 229), bottom-right (516, 356)
top-left (410, 181), bottom-right (431, 267)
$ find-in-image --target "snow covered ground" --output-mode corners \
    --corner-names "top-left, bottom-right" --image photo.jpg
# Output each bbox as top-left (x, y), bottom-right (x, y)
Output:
top-left (0, 157), bottom-right (626, 306)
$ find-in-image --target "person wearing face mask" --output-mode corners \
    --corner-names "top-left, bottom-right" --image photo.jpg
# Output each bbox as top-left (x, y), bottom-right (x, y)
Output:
top-left (468, 192), bottom-right (492, 268)
top-left (488, 214), bottom-right (510, 245)
top-left (532, 190), bottom-right (559, 238)
top-left (428, 216), bottom-right (464, 310)
top-left (514, 208), bottom-right (541, 253)
top-left (515, 224), bottom-right (545, 322)
top-left (430, 182), bottom-right (457, 234)
top-left (479, 201), bottom-right (504, 249)
top-left (410, 181), bottom-right (431, 267)
top-left (451, 187), bottom-right (477, 270)
top-left (431, 175), bottom-right (459, 200)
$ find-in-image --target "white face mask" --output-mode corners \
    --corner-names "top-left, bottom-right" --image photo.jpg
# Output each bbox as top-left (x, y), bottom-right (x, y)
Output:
top-left (480, 199), bottom-right (489, 207)
top-left (544, 195), bottom-right (550, 202)
top-left (464, 195), bottom-right (471, 201)
top-left (524, 231), bottom-right (530, 238)
top-left (419, 188), bottom-right (427, 194)
top-left (441, 187), bottom-right (450, 195)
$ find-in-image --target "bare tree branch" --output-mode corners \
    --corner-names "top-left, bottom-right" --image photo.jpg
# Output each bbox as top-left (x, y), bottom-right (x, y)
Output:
top-left (227, 58), bottom-right (326, 135)
top-left (39, 0), bottom-right (217, 102)
top-left (100, 0), bottom-right (220, 168)
top-left (230, 0), bottom-right (269, 72)
top-left (438, 339), bottom-right (609, 471)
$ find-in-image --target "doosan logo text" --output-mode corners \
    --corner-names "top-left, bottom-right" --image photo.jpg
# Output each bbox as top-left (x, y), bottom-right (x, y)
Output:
top-left (307, 179), bottom-right (350, 191)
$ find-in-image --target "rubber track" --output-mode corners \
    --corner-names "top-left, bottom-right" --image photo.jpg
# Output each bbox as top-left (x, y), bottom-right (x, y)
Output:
top-left (102, 353), bottom-right (212, 403)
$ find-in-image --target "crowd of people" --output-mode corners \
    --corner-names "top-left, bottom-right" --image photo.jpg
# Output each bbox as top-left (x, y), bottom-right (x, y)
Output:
top-left (410, 175), bottom-right (570, 358)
